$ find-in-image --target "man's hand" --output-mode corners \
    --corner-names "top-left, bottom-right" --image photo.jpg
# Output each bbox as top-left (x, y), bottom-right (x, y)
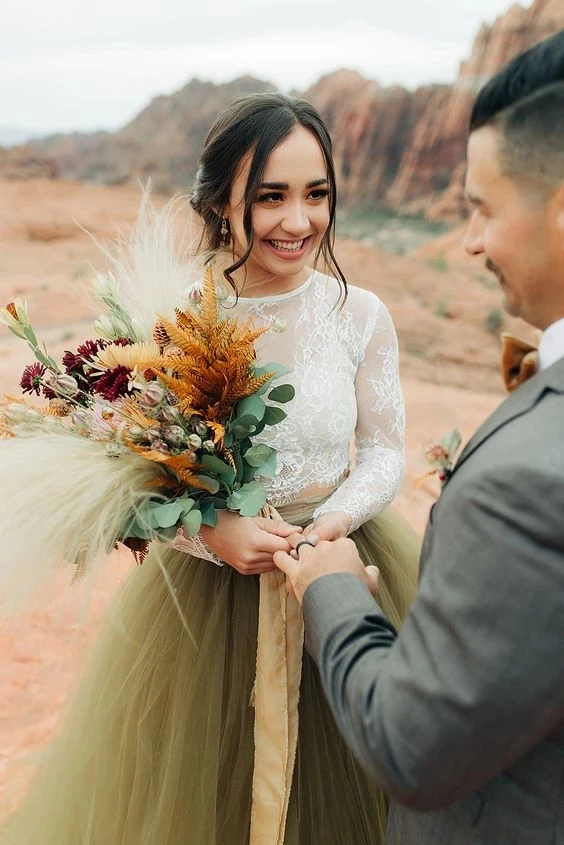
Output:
top-left (273, 534), bottom-right (379, 604)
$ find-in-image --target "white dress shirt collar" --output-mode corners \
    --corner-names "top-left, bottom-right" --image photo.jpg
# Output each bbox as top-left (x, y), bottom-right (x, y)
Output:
top-left (539, 317), bottom-right (564, 371)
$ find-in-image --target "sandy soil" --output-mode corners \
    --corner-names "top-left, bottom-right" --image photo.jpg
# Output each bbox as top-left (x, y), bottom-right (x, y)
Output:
top-left (0, 178), bottom-right (504, 810)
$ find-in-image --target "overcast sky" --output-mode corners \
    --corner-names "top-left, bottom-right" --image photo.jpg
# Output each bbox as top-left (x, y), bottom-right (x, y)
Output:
top-left (2, 0), bottom-right (524, 136)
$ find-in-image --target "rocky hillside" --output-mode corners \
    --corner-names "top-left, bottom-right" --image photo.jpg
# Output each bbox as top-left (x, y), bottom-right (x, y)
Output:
top-left (19, 0), bottom-right (564, 217)
top-left (27, 77), bottom-right (273, 191)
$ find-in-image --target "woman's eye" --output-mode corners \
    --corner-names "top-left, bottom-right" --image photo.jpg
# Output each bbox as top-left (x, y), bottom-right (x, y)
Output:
top-left (255, 192), bottom-right (283, 204)
top-left (308, 189), bottom-right (329, 201)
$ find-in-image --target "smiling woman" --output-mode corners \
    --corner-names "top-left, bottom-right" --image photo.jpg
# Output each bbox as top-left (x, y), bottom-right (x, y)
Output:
top-left (0, 92), bottom-right (420, 845)
top-left (190, 93), bottom-right (345, 300)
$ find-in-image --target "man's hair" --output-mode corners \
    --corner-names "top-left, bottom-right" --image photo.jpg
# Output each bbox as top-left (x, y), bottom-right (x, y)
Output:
top-left (469, 30), bottom-right (564, 187)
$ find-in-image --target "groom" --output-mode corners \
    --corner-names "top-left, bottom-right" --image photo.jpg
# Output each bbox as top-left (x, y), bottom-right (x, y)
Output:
top-left (274, 31), bottom-right (564, 844)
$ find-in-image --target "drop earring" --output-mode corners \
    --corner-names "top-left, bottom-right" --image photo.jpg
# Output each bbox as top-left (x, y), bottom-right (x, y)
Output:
top-left (220, 217), bottom-right (231, 246)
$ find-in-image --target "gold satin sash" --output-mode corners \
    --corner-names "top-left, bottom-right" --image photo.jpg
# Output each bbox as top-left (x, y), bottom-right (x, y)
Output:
top-left (249, 492), bottom-right (332, 845)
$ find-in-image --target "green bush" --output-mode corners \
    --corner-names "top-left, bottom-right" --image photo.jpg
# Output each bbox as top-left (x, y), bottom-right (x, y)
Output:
top-left (484, 307), bottom-right (504, 334)
top-left (426, 253), bottom-right (449, 272)
top-left (435, 296), bottom-right (453, 319)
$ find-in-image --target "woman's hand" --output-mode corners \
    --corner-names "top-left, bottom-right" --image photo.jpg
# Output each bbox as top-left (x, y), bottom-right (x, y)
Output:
top-left (301, 511), bottom-right (353, 544)
top-left (200, 511), bottom-right (302, 575)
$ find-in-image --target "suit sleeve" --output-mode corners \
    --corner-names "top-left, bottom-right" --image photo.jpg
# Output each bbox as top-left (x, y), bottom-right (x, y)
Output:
top-left (303, 459), bottom-right (564, 811)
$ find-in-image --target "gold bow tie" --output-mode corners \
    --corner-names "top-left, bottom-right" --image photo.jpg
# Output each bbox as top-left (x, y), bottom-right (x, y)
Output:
top-left (501, 333), bottom-right (539, 391)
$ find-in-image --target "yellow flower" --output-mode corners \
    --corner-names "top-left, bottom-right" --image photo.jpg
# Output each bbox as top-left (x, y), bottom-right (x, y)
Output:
top-left (95, 342), bottom-right (160, 371)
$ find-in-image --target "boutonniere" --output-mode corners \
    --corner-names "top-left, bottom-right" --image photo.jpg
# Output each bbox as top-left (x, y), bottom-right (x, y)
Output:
top-left (414, 429), bottom-right (462, 493)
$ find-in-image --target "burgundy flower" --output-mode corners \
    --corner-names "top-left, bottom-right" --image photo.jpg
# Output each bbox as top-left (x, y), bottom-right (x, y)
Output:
top-left (92, 365), bottom-right (131, 401)
top-left (62, 338), bottom-right (108, 397)
top-left (112, 337), bottom-right (134, 347)
top-left (20, 362), bottom-right (45, 395)
top-left (76, 338), bottom-right (109, 360)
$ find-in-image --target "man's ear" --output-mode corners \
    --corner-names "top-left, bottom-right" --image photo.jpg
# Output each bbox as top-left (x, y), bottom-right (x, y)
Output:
top-left (552, 184), bottom-right (564, 236)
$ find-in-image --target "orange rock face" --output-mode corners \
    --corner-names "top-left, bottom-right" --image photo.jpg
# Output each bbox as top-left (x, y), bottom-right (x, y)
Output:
top-left (20, 2), bottom-right (564, 220)
top-left (388, 0), bottom-right (564, 217)
top-left (307, 0), bottom-right (564, 217)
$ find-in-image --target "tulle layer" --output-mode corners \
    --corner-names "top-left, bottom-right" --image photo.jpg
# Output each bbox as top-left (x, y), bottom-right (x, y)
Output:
top-left (1, 505), bottom-right (419, 845)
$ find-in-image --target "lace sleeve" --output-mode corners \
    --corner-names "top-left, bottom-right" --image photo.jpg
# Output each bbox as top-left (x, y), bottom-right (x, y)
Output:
top-left (166, 529), bottom-right (224, 566)
top-left (313, 296), bottom-right (405, 532)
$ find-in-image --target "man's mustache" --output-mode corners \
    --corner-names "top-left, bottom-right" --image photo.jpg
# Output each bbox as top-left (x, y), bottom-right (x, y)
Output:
top-left (485, 258), bottom-right (504, 281)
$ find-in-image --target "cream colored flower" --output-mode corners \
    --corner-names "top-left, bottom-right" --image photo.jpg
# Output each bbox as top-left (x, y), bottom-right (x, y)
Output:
top-left (95, 341), bottom-right (160, 371)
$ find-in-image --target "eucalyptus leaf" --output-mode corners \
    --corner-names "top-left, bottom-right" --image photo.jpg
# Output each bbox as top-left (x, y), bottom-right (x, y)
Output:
top-left (194, 475), bottom-right (220, 494)
top-left (181, 509), bottom-right (203, 536)
top-left (179, 498), bottom-right (196, 514)
top-left (256, 450), bottom-right (277, 478)
top-left (123, 515), bottom-right (154, 540)
top-left (233, 449), bottom-right (244, 483)
top-left (244, 444), bottom-right (274, 468)
top-left (232, 424), bottom-right (254, 440)
top-left (230, 413), bottom-right (259, 440)
top-left (227, 481), bottom-right (267, 517)
top-left (151, 500), bottom-right (185, 528)
top-left (236, 394), bottom-right (266, 422)
top-left (200, 454), bottom-right (236, 484)
top-left (252, 362), bottom-right (291, 394)
top-left (252, 420), bottom-right (266, 436)
top-left (200, 502), bottom-right (218, 527)
top-left (268, 384), bottom-right (295, 404)
top-left (156, 525), bottom-right (178, 541)
top-left (263, 405), bottom-right (287, 426)
top-left (242, 462), bottom-right (256, 484)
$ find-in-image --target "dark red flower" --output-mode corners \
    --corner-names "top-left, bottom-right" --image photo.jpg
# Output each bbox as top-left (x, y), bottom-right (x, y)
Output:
top-left (20, 362), bottom-right (45, 395)
top-left (112, 337), bottom-right (134, 347)
top-left (92, 365), bottom-right (131, 401)
top-left (76, 338), bottom-right (109, 360)
top-left (42, 383), bottom-right (57, 400)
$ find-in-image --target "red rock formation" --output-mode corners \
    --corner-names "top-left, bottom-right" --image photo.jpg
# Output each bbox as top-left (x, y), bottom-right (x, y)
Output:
top-left (305, 71), bottom-right (449, 207)
top-left (307, 0), bottom-right (564, 217)
top-left (29, 76), bottom-right (274, 190)
top-left (19, 1), bottom-right (564, 216)
top-left (393, 0), bottom-right (564, 218)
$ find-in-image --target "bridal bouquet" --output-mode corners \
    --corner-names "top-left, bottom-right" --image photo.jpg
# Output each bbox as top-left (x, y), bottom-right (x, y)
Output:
top-left (0, 223), bottom-right (293, 605)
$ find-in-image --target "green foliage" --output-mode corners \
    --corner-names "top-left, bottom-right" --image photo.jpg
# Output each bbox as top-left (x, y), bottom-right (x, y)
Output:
top-left (435, 296), bottom-right (453, 319)
top-left (426, 253), bottom-right (449, 272)
top-left (484, 307), bottom-right (504, 334)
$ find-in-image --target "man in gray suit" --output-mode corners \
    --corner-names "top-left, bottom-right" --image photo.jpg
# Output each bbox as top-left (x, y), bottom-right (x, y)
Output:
top-left (274, 31), bottom-right (564, 844)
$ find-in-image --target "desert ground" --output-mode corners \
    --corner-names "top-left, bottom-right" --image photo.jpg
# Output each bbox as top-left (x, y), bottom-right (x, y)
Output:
top-left (0, 179), bottom-right (506, 810)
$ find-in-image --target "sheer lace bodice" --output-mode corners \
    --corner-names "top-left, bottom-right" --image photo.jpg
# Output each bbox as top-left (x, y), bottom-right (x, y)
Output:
top-left (172, 270), bottom-right (405, 561)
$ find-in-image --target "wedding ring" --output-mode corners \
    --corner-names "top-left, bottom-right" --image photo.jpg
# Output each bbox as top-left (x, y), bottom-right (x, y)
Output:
top-left (295, 539), bottom-right (316, 557)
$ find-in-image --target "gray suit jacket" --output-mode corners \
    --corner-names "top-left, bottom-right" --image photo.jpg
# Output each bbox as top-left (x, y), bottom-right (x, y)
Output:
top-left (303, 356), bottom-right (564, 844)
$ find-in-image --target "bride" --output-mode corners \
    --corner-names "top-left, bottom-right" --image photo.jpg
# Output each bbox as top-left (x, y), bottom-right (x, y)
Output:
top-left (1, 92), bottom-right (419, 844)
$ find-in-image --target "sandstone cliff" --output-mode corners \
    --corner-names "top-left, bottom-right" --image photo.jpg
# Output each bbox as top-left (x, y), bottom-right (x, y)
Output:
top-left (19, 0), bottom-right (564, 217)
top-left (31, 77), bottom-right (273, 191)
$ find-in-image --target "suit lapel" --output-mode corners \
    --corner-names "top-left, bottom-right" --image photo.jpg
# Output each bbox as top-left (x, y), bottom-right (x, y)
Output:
top-left (447, 357), bottom-right (564, 482)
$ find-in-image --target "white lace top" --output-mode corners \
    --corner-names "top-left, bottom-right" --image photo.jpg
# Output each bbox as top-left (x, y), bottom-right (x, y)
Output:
top-left (171, 270), bottom-right (405, 563)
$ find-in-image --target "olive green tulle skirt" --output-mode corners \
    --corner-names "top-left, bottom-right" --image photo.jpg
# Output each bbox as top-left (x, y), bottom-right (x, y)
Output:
top-left (0, 505), bottom-right (419, 845)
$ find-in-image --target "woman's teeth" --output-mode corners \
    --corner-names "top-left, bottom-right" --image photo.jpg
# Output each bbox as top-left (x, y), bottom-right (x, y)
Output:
top-left (270, 239), bottom-right (305, 252)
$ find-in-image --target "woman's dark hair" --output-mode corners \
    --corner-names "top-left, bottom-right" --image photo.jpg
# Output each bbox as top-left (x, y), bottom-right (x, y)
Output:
top-left (190, 92), bottom-right (347, 299)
